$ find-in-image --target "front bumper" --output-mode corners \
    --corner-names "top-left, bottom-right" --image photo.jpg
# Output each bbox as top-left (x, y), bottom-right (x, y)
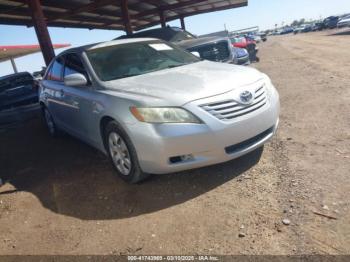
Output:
top-left (126, 82), bottom-right (280, 175)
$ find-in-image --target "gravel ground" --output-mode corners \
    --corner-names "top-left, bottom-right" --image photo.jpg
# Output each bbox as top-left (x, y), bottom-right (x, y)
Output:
top-left (0, 29), bottom-right (349, 255)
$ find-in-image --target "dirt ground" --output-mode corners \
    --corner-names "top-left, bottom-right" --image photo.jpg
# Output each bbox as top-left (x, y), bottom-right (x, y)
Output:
top-left (0, 29), bottom-right (349, 255)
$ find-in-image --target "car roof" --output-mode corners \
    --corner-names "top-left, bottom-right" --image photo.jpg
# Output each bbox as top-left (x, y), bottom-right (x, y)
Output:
top-left (88, 38), bottom-right (158, 50)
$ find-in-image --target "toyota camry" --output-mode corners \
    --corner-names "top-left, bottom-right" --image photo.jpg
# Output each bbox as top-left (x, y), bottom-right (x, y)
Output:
top-left (39, 38), bottom-right (280, 183)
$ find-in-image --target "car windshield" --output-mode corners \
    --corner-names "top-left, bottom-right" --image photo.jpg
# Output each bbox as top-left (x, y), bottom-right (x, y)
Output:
top-left (86, 41), bottom-right (200, 82)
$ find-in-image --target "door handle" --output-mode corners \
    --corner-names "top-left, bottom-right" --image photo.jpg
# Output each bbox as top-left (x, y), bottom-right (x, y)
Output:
top-left (72, 101), bottom-right (79, 108)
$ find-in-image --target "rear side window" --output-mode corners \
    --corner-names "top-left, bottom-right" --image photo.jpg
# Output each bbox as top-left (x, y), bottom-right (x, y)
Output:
top-left (0, 73), bottom-right (34, 92)
top-left (63, 53), bottom-right (88, 80)
top-left (0, 78), bottom-right (11, 92)
top-left (47, 57), bottom-right (64, 81)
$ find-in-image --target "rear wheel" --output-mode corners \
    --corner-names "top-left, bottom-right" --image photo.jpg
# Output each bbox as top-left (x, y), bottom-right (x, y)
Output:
top-left (104, 121), bottom-right (149, 184)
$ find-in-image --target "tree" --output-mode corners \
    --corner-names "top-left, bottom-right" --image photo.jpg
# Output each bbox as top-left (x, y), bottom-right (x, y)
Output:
top-left (290, 18), bottom-right (306, 27)
top-left (291, 20), bottom-right (299, 27)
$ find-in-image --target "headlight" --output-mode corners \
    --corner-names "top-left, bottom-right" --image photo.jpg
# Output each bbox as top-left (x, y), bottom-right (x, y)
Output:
top-left (262, 73), bottom-right (272, 85)
top-left (130, 107), bottom-right (202, 124)
top-left (261, 73), bottom-right (277, 100)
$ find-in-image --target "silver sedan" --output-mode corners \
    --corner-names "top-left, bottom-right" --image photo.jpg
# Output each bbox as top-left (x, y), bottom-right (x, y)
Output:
top-left (39, 38), bottom-right (279, 183)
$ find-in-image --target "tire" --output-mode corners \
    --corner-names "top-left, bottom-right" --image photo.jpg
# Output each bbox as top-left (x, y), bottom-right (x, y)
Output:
top-left (43, 107), bottom-right (60, 137)
top-left (104, 121), bottom-right (149, 184)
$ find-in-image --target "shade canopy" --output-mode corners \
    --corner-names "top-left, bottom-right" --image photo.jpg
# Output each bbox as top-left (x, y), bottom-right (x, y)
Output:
top-left (0, 0), bottom-right (247, 31)
top-left (0, 44), bottom-right (70, 62)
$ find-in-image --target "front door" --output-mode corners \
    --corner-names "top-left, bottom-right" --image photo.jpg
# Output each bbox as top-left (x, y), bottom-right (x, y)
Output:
top-left (60, 53), bottom-right (93, 139)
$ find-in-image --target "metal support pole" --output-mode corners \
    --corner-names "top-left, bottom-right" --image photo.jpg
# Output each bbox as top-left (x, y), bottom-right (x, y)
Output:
top-left (180, 16), bottom-right (186, 30)
top-left (121, 0), bottom-right (133, 35)
top-left (10, 58), bottom-right (18, 73)
top-left (28, 0), bottom-right (55, 66)
top-left (159, 10), bottom-right (166, 28)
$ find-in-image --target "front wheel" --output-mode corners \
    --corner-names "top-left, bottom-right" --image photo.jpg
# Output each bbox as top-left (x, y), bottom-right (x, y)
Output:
top-left (43, 107), bottom-right (60, 137)
top-left (104, 121), bottom-right (149, 184)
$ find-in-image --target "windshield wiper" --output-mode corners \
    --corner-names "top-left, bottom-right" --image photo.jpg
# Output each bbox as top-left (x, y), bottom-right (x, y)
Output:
top-left (166, 64), bottom-right (187, 69)
top-left (114, 73), bottom-right (140, 80)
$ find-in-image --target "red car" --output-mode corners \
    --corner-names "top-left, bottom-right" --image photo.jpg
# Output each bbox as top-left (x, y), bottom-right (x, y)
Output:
top-left (230, 36), bottom-right (256, 48)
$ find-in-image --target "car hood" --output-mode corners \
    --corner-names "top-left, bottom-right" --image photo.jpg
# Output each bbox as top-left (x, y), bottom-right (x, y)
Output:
top-left (103, 61), bottom-right (264, 106)
top-left (175, 36), bottom-right (229, 49)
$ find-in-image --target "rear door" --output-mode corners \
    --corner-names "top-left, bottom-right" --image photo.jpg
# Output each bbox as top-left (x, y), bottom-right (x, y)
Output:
top-left (41, 56), bottom-right (67, 128)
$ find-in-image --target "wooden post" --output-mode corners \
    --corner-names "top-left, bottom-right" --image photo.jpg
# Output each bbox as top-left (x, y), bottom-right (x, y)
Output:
top-left (121, 0), bottom-right (133, 35)
top-left (180, 16), bottom-right (186, 30)
top-left (159, 10), bottom-right (166, 28)
top-left (10, 58), bottom-right (18, 73)
top-left (28, 0), bottom-right (55, 66)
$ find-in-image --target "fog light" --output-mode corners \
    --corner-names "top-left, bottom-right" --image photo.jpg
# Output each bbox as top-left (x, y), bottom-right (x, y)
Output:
top-left (181, 154), bottom-right (194, 161)
top-left (169, 154), bottom-right (194, 164)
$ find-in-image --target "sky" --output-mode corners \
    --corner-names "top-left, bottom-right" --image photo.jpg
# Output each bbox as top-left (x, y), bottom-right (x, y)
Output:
top-left (1, 0), bottom-right (349, 76)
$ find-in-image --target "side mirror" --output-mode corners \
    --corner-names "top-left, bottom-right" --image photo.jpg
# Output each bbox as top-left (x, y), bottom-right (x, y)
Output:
top-left (64, 73), bottom-right (87, 87)
top-left (191, 51), bottom-right (200, 58)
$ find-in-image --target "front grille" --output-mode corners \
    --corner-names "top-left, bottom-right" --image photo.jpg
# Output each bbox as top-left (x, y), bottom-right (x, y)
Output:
top-left (200, 85), bottom-right (267, 120)
top-left (188, 41), bottom-right (230, 62)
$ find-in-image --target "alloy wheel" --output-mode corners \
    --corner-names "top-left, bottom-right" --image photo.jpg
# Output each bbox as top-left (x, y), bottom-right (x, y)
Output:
top-left (108, 132), bottom-right (132, 176)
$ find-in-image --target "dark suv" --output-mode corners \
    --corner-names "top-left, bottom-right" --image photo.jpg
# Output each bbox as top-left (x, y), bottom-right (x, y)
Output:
top-left (0, 72), bottom-right (40, 125)
top-left (117, 27), bottom-right (235, 63)
top-left (324, 16), bottom-right (339, 29)
top-left (0, 72), bottom-right (38, 111)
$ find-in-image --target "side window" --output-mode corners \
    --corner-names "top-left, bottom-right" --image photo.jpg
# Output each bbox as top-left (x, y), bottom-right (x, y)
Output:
top-left (47, 57), bottom-right (64, 81)
top-left (64, 53), bottom-right (89, 82)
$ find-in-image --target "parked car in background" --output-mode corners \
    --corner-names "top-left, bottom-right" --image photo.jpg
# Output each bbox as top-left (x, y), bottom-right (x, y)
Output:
top-left (258, 32), bottom-right (267, 42)
top-left (311, 22), bottom-right (326, 31)
top-left (0, 72), bottom-right (40, 125)
top-left (274, 30), bottom-right (283, 35)
top-left (294, 24), bottom-right (312, 34)
top-left (251, 35), bottom-right (262, 43)
top-left (302, 24), bottom-right (313, 33)
top-left (33, 67), bottom-right (47, 80)
top-left (337, 15), bottom-right (350, 28)
top-left (117, 27), bottom-right (235, 64)
top-left (40, 39), bottom-right (280, 183)
top-left (280, 27), bottom-right (294, 35)
top-left (230, 36), bottom-right (259, 62)
top-left (293, 26), bottom-right (303, 34)
top-left (0, 72), bottom-right (38, 111)
top-left (231, 36), bottom-right (249, 48)
top-left (324, 16), bottom-right (339, 29)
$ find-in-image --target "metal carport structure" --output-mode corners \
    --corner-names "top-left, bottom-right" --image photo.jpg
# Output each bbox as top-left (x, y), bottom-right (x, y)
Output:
top-left (0, 0), bottom-right (247, 66)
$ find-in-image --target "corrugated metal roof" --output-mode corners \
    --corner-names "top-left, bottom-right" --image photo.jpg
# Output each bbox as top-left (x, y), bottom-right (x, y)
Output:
top-left (0, 0), bottom-right (247, 31)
